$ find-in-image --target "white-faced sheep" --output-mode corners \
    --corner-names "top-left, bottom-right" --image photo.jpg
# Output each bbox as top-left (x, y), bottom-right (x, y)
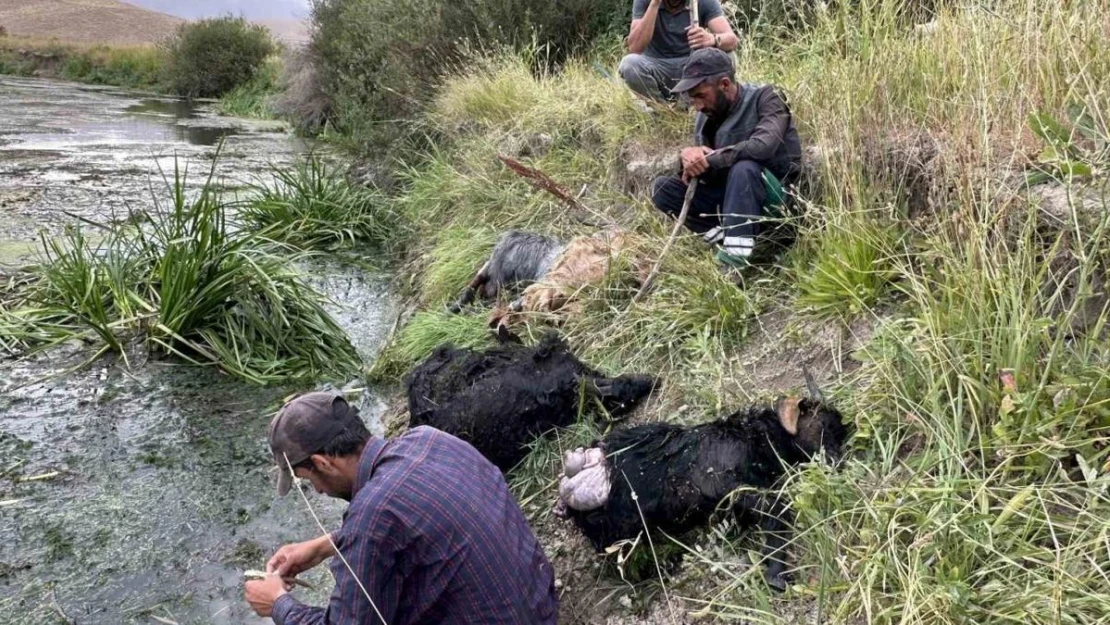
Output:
top-left (406, 334), bottom-right (657, 472)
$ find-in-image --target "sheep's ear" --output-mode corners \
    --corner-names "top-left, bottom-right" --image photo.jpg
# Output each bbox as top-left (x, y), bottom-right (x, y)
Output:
top-left (775, 396), bottom-right (801, 435)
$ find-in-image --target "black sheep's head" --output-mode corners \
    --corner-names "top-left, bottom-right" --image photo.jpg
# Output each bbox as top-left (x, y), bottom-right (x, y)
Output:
top-left (594, 374), bottom-right (659, 416)
top-left (774, 396), bottom-right (850, 461)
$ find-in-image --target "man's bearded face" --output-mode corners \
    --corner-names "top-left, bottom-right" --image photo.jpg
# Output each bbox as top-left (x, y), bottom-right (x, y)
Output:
top-left (689, 78), bottom-right (731, 119)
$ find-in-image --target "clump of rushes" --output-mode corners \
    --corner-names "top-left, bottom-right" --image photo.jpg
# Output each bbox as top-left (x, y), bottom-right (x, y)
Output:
top-left (242, 155), bottom-right (402, 252)
top-left (795, 205), bottom-right (901, 322)
top-left (4, 162), bottom-right (360, 385)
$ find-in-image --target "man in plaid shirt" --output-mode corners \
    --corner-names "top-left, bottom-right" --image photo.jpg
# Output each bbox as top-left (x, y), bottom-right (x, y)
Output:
top-left (244, 392), bottom-right (559, 624)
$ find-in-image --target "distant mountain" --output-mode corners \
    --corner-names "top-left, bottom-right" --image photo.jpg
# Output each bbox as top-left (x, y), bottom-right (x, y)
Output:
top-left (0, 0), bottom-right (183, 45)
top-left (121, 0), bottom-right (310, 20)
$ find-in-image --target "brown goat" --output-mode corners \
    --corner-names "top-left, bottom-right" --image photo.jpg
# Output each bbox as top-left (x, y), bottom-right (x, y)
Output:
top-left (489, 230), bottom-right (650, 328)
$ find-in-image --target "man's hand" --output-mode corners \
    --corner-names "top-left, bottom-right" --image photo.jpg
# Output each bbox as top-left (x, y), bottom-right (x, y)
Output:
top-left (686, 25), bottom-right (715, 50)
top-left (267, 535), bottom-right (335, 579)
top-left (245, 574), bottom-right (291, 617)
top-left (680, 146), bottom-right (713, 182)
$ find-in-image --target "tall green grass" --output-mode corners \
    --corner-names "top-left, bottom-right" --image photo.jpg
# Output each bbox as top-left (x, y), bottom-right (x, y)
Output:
top-left (242, 155), bottom-right (402, 252)
top-left (217, 57), bottom-right (280, 119)
top-left (4, 163), bottom-right (360, 384)
top-left (0, 38), bottom-right (165, 90)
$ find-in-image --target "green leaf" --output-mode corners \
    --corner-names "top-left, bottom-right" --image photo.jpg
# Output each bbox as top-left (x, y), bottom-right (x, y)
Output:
top-left (1027, 110), bottom-right (1075, 156)
top-left (1067, 102), bottom-right (1103, 142)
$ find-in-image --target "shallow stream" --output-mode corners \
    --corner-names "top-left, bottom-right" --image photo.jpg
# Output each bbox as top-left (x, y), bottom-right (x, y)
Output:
top-left (0, 76), bottom-right (397, 624)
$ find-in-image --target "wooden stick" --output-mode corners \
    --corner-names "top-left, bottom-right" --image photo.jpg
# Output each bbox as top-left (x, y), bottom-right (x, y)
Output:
top-left (690, 0), bottom-right (699, 27)
top-left (497, 155), bottom-right (609, 227)
top-left (633, 177), bottom-right (699, 303)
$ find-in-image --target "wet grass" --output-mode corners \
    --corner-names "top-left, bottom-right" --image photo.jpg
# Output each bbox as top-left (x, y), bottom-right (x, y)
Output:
top-left (241, 154), bottom-right (403, 252)
top-left (373, 0), bottom-right (1110, 621)
top-left (216, 57), bottom-right (281, 119)
top-left (1, 161), bottom-right (360, 384)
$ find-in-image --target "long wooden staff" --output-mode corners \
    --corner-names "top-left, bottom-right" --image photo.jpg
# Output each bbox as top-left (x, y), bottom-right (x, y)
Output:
top-left (631, 1), bottom-right (705, 304)
top-left (632, 176), bottom-right (698, 303)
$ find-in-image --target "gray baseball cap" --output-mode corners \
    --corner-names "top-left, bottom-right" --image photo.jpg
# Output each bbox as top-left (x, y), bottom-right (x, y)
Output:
top-left (671, 48), bottom-right (735, 94)
top-left (268, 392), bottom-right (363, 496)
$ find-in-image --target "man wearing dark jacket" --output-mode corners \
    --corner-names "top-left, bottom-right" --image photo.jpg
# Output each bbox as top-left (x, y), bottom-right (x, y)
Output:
top-left (652, 48), bottom-right (803, 265)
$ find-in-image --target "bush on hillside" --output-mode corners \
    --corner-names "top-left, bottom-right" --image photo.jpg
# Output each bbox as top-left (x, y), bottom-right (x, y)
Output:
top-left (0, 25), bottom-right (8, 38)
top-left (164, 16), bottom-right (275, 98)
top-left (309, 0), bottom-right (628, 148)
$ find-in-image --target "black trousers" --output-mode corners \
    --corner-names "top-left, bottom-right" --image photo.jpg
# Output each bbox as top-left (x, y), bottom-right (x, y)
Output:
top-left (651, 160), bottom-right (769, 244)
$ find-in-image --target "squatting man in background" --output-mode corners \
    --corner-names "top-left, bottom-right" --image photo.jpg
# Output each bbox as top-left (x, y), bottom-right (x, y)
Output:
top-left (244, 392), bottom-right (558, 624)
top-left (620, 0), bottom-right (739, 101)
top-left (652, 48), bottom-right (803, 266)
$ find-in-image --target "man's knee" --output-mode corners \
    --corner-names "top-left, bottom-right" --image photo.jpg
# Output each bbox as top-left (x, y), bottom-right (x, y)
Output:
top-left (619, 54), bottom-right (662, 98)
top-left (619, 54), bottom-right (649, 81)
top-left (727, 160), bottom-right (763, 185)
top-left (652, 176), bottom-right (685, 214)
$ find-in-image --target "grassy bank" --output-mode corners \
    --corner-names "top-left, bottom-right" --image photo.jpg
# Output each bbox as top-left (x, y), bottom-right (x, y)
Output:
top-left (371, 0), bottom-right (1110, 622)
top-left (0, 34), bottom-right (281, 118)
top-left (0, 36), bottom-right (165, 90)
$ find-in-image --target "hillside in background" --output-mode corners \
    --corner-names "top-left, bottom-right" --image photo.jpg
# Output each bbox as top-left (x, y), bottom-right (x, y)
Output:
top-left (0, 0), bottom-right (183, 45)
top-left (123, 0), bottom-right (308, 20)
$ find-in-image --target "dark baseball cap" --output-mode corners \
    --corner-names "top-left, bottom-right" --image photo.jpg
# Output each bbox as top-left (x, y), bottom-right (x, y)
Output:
top-left (671, 48), bottom-right (735, 94)
top-left (268, 392), bottom-right (363, 496)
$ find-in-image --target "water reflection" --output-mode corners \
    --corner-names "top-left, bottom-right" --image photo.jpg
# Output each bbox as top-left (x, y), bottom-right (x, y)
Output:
top-left (125, 98), bottom-right (239, 146)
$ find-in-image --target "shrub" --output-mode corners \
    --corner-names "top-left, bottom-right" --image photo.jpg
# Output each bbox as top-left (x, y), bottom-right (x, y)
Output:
top-left (163, 16), bottom-right (275, 98)
top-left (0, 25), bottom-right (8, 38)
top-left (310, 0), bottom-right (629, 148)
top-left (271, 44), bottom-right (331, 132)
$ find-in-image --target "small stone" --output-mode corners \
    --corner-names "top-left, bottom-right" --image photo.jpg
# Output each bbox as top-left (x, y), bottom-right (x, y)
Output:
top-left (619, 595), bottom-right (632, 609)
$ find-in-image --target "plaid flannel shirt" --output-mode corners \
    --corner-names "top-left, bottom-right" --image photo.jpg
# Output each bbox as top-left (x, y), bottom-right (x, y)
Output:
top-left (272, 426), bottom-right (558, 625)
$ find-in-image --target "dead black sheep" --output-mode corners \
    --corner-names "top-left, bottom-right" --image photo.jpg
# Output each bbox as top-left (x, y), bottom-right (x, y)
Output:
top-left (561, 388), bottom-right (849, 590)
top-left (406, 334), bottom-right (657, 472)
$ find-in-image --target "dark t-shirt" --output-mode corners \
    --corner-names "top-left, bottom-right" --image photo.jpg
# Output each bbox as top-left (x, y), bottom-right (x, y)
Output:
top-left (632, 0), bottom-right (724, 59)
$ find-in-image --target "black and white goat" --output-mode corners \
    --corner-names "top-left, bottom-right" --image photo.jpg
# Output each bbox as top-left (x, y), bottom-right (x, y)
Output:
top-left (558, 377), bottom-right (849, 590)
top-left (406, 334), bottom-right (657, 472)
top-left (448, 229), bottom-right (649, 328)
top-left (448, 231), bottom-right (565, 314)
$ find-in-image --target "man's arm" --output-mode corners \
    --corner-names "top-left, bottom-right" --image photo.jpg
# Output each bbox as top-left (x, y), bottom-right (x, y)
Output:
top-left (706, 88), bottom-right (790, 170)
top-left (687, 0), bottom-right (738, 51)
top-left (627, 0), bottom-right (662, 54)
top-left (271, 516), bottom-right (404, 625)
top-left (705, 16), bottom-right (739, 52)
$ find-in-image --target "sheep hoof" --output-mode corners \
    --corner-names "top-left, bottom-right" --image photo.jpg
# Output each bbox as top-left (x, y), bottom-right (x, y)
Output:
top-left (764, 570), bottom-right (789, 593)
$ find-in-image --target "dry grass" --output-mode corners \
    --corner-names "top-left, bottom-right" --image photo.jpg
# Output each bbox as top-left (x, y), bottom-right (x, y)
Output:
top-left (0, 0), bottom-right (181, 45)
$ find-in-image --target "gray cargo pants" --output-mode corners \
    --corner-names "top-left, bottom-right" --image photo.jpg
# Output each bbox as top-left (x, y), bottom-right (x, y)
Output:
top-left (618, 54), bottom-right (689, 101)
